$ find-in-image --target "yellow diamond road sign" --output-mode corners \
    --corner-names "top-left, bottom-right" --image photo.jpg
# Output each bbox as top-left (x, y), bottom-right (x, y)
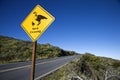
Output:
top-left (21, 5), bottom-right (55, 42)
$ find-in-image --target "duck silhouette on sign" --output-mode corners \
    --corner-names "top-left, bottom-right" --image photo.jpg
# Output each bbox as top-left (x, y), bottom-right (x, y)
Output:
top-left (32, 12), bottom-right (47, 26)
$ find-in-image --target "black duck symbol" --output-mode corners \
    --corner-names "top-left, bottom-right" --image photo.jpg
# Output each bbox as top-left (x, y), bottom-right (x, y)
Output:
top-left (32, 12), bottom-right (47, 26)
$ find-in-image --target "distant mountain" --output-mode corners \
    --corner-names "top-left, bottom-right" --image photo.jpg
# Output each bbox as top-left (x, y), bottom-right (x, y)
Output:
top-left (0, 35), bottom-right (77, 64)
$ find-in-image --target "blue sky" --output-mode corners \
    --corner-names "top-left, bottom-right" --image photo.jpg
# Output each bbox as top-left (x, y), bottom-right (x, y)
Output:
top-left (0, 0), bottom-right (120, 60)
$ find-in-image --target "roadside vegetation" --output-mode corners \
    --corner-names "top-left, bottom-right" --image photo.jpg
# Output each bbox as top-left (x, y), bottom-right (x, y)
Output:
top-left (41, 53), bottom-right (120, 80)
top-left (0, 35), bottom-right (77, 64)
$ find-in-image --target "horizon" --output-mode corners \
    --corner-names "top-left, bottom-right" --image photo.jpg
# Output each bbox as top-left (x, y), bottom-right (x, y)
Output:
top-left (0, 0), bottom-right (120, 60)
top-left (0, 35), bottom-right (119, 60)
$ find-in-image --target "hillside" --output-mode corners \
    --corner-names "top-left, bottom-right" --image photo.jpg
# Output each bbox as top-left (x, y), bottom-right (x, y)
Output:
top-left (0, 35), bottom-right (77, 64)
top-left (72, 53), bottom-right (120, 80)
top-left (41, 53), bottom-right (120, 80)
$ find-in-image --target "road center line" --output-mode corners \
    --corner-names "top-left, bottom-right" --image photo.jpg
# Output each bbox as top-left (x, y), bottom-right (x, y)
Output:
top-left (0, 57), bottom-right (73, 73)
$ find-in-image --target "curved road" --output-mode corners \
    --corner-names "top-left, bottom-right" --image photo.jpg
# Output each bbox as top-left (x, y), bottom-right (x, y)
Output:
top-left (0, 55), bottom-right (80, 80)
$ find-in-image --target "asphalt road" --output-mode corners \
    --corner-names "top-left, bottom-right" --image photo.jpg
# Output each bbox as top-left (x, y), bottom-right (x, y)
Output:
top-left (0, 55), bottom-right (80, 80)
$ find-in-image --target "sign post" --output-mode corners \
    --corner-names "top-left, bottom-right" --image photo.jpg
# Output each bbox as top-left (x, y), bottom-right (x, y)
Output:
top-left (31, 41), bottom-right (37, 80)
top-left (21, 5), bottom-right (55, 80)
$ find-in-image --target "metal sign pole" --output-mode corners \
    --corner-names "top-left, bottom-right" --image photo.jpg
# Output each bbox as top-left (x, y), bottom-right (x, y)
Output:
top-left (30, 41), bottom-right (37, 80)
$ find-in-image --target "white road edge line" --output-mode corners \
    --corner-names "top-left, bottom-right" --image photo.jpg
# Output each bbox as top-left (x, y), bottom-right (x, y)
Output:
top-left (34, 62), bottom-right (68, 80)
top-left (34, 57), bottom-right (78, 80)
top-left (0, 56), bottom-right (73, 73)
